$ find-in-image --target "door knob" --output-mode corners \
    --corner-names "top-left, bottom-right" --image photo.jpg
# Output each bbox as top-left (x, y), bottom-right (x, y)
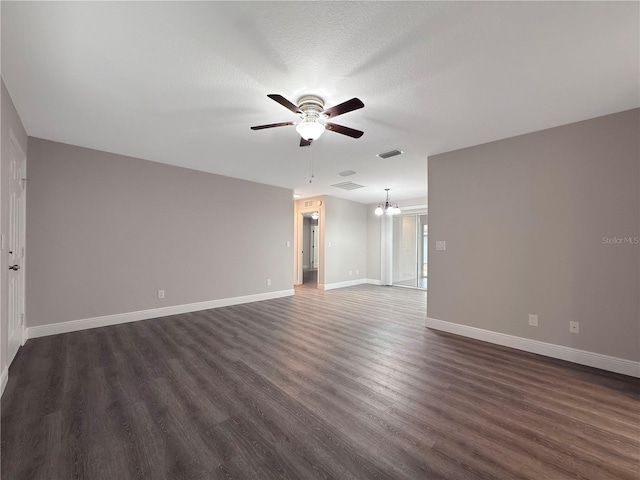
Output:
top-left (9, 265), bottom-right (19, 271)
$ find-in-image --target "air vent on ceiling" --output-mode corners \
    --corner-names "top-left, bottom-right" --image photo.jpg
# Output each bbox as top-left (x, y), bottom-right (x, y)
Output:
top-left (331, 181), bottom-right (365, 190)
top-left (338, 170), bottom-right (356, 177)
top-left (304, 200), bottom-right (314, 207)
top-left (377, 149), bottom-right (404, 159)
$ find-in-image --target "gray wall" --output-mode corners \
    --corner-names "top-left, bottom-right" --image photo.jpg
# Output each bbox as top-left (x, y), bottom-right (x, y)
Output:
top-left (323, 196), bottom-right (367, 286)
top-left (1, 78), bottom-right (29, 375)
top-left (26, 138), bottom-right (294, 327)
top-left (428, 109), bottom-right (639, 361)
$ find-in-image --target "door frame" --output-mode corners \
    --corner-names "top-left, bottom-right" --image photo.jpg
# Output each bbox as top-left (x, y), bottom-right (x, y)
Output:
top-left (293, 199), bottom-right (324, 286)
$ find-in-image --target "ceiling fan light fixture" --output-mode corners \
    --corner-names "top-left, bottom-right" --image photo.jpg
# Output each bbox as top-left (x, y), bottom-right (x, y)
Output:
top-left (296, 119), bottom-right (325, 140)
top-left (251, 94), bottom-right (364, 146)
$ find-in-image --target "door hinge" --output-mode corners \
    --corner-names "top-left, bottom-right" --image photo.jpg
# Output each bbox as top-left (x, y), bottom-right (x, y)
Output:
top-left (21, 313), bottom-right (24, 325)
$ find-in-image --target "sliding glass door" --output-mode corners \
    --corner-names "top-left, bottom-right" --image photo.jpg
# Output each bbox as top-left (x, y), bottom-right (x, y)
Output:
top-left (392, 214), bottom-right (427, 289)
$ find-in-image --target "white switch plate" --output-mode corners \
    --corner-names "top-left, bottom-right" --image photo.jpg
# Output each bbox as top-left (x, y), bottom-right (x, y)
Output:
top-left (569, 321), bottom-right (579, 333)
top-left (528, 314), bottom-right (538, 327)
top-left (436, 241), bottom-right (446, 251)
top-left (157, 289), bottom-right (165, 299)
top-left (356, 269), bottom-right (359, 275)
top-left (266, 279), bottom-right (271, 286)
top-left (286, 241), bottom-right (290, 247)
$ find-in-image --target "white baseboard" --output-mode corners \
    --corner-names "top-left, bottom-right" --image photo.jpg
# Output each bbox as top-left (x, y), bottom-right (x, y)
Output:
top-left (320, 279), bottom-right (369, 291)
top-left (28, 289), bottom-right (295, 339)
top-left (365, 278), bottom-right (381, 285)
top-left (1, 366), bottom-right (8, 397)
top-left (425, 317), bottom-right (640, 378)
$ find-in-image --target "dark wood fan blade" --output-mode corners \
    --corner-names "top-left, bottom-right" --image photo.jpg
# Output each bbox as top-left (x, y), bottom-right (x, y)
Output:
top-left (325, 122), bottom-right (364, 138)
top-left (267, 94), bottom-right (301, 114)
top-left (322, 98), bottom-right (364, 118)
top-left (300, 138), bottom-right (312, 147)
top-left (250, 121), bottom-right (294, 130)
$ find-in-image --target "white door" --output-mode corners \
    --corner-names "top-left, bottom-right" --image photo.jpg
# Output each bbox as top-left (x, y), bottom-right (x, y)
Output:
top-left (7, 132), bottom-right (26, 365)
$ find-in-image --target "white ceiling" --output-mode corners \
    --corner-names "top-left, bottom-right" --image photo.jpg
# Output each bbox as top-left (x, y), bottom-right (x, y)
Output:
top-left (2, 1), bottom-right (638, 204)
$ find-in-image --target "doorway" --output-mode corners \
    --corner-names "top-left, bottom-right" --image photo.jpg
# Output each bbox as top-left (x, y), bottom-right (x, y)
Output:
top-left (392, 214), bottom-right (428, 289)
top-left (301, 212), bottom-right (319, 285)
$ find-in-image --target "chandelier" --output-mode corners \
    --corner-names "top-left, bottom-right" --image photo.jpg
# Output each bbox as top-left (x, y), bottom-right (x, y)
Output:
top-left (374, 188), bottom-right (401, 216)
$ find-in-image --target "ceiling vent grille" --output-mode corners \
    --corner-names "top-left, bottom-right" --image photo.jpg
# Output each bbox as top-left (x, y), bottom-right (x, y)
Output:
top-left (304, 200), bottom-right (314, 207)
top-left (377, 149), bottom-right (404, 159)
top-left (338, 170), bottom-right (356, 177)
top-left (331, 181), bottom-right (365, 190)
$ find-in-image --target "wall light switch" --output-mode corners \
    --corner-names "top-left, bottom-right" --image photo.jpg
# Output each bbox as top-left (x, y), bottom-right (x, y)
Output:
top-left (157, 290), bottom-right (165, 299)
top-left (528, 314), bottom-right (538, 327)
top-left (286, 241), bottom-right (290, 247)
top-left (436, 241), bottom-right (446, 251)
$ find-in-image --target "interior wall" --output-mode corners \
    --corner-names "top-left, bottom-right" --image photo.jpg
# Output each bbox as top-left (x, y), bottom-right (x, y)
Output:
top-left (26, 138), bottom-right (294, 327)
top-left (1, 79), bottom-right (29, 379)
top-left (323, 195), bottom-right (367, 287)
top-left (428, 109), bottom-right (640, 361)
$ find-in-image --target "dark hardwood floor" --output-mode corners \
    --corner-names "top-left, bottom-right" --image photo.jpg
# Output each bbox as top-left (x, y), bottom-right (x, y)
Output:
top-left (2, 284), bottom-right (639, 479)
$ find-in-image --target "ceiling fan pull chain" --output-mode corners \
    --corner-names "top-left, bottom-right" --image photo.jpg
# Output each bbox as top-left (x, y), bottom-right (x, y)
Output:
top-left (309, 147), bottom-right (315, 183)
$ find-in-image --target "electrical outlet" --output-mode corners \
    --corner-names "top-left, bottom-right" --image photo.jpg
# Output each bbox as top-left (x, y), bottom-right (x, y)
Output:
top-left (356, 269), bottom-right (359, 275)
top-left (266, 279), bottom-right (271, 286)
top-left (569, 321), bottom-right (579, 333)
top-left (528, 314), bottom-right (538, 327)
top-left (157, 289), bottom-right (165, 299)
top-left (436, 241), bottom-right (446, 251)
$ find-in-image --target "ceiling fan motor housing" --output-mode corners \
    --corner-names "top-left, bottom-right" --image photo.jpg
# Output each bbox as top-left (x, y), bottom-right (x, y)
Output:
top-left (297, 95), bottom-right (325, 120)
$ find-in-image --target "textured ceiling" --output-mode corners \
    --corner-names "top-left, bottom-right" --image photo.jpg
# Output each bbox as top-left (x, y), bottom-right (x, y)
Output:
top-left (2, 2), bottom-right (638, 204)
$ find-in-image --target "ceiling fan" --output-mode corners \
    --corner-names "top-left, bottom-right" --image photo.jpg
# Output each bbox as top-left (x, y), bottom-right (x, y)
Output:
top-left (251, 94), bottom-right (364, 147)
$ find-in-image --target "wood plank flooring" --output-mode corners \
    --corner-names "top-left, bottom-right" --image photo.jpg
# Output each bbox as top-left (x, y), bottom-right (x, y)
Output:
top-left (2, 284), bottom-right (639, 479)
